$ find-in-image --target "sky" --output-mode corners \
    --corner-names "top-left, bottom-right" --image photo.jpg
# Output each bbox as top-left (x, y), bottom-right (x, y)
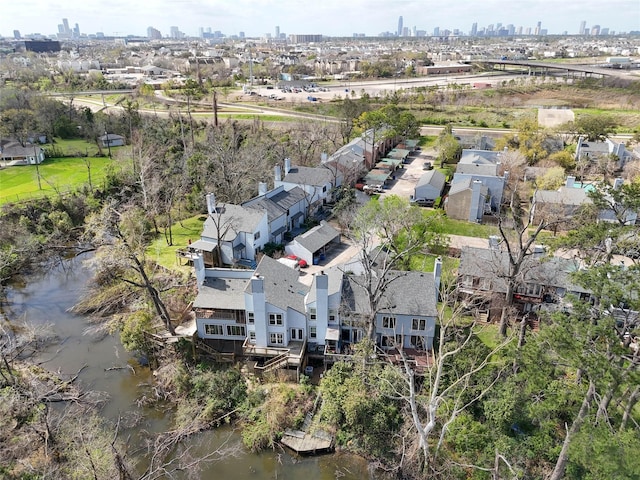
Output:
top-left (2, 0), bottom-right (639, 38)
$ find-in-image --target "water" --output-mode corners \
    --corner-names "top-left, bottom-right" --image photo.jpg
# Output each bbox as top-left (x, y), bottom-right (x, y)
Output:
top-left (0, 257), bottom-right (373, 480)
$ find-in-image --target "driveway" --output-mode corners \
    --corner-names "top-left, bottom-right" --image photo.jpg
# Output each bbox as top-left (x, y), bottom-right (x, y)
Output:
top-left (378, 149), bottom-right (438, 201)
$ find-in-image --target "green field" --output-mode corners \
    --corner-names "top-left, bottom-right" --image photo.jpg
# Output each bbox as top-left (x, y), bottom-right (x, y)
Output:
top-left (0, 157), bottom-right (123, 205)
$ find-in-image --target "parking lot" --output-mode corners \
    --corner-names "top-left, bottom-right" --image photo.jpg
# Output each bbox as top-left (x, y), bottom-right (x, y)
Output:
top-left (378, 148), bottom-right (438, 202)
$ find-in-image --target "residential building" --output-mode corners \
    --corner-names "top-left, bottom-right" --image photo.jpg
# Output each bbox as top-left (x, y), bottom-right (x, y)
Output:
top-left (458, 243), bottom-right (593, 321)
top-left (444, 149), bottom-right (507, 222)
top-left (414, 169), bottom-right (446, 202)
top-left (0, 140), bottom-right (45, 166)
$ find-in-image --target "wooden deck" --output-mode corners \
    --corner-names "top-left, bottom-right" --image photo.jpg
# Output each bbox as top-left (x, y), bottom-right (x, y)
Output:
top-left (280, 429), bottom-right (334, 454)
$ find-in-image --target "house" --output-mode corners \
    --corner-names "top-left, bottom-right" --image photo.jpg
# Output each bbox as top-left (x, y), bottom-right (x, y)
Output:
top-left (285, 220), bottom-right (341, 266)
top-left (275, 158), bottom-right (342, 214)
top-left (191, 193), bottom-right (269, 268)
top-left (533, 176), bottom-right (637, 227)
top-left (458, 243), bottom-right (593, 321)
top-left (444, 149), bottom-right (507, 221)
top-left (0, 140), bottom-right (45, 166)
top-left (341, 269), bottom-right (439, 353)
top-left (414, 169), bottom-right (446, 202)
top-left (242, 183), bottom-right (308, 244)
top-left (99, 133), bottom-right (125, 148)
top-left (532, 176), bottom-right (592, 226)
top-left (190, 250), bottom-right (442, 375)
top-left (575, 137), bottom-right (632, 169)
top-left (445, 178), bottom-right (490, 222)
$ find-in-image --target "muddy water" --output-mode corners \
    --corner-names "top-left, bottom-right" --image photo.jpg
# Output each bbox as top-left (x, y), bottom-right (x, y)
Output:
top-left (1, 257), bottom-right (373, 480)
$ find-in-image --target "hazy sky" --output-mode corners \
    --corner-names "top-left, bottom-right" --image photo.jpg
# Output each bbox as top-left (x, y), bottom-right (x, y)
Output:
top-left (2, 0), bottom-right (639, 38)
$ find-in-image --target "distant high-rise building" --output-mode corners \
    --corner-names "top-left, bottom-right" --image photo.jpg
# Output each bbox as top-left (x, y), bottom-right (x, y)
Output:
top-left (198, 27), bottom-right (204, 38)
top-left (433, 26), bottom-right (440, 36)
top-left (470, 22), bottom-right (478, 36)
top-left (601, 27), bottom-right (609, 35)
top-left (170, 26), bottom-right (182, 39)
top-left (579, 20), bottom-right (586, 35)
top-left (13, 30), bottom-right (21, 39)
top-left (535, 21), bottom-right (541, 35)
top-left (239, 31), bottom-right (245, 38)
top-left (62, 18), bottom-right (70, 34)
top-left (147, 26), bottom-right (161, 39)
top-left (590, 25), bottom-right (600, 35)
top-left (275, 25), bottom-right (280, 38)
top-left (73, 23), bottom-right (80, 38)
top-left (397, 16), bottom-right (403, 36)
top-left (516, 26), bottom-right (523, 35)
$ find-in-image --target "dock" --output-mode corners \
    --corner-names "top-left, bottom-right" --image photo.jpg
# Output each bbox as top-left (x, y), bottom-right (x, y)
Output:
top-left (280, 428), bottom-right (334, 454)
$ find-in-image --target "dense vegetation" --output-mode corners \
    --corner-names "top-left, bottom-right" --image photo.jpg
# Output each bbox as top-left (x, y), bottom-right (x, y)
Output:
top-left (1, 62), bottom-right (639, 479)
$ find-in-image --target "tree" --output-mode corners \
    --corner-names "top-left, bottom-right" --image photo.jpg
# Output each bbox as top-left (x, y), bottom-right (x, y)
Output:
top-left (84, 203), bottom-right (176, 335)
top-left (344, 195), bottom-right (443, 340)
top-left (435, 124), bottom-right (462, 167)
top-left (572, 114), bottom-right (617, 142)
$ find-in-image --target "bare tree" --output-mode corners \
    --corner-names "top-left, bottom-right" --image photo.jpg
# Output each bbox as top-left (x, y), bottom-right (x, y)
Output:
top-left (84, 203), bottom-right (176, 335)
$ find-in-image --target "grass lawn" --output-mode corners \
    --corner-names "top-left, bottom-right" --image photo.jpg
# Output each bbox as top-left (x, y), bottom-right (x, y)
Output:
top-left (0, 157), bottom-right (122, 205)
top-left (424, 210), bottom-right (499, 237)
top-left (474, 323), bottom-right (502, 349)
top-left (410, 254), bottom-right (459, 273)
top-left (146, 215), bottom-right (207, 274)
top-left (45, 138), bottom-right (103, 157)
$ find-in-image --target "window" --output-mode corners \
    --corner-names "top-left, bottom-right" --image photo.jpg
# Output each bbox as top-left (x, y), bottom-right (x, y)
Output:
top-left (309, 308), bottom-right (317, 321)
top-left (227, 325), bottom-right (246, 336)
top-left (412, 318), bottom-right (426, 331)
top-left (310, 327), bottom-right (317, 339)
top-left (322, 185), bottom-right (327, 192)
top-left (204, 324), bottom-right (223, 335)
top-left (249, 331), bottom-right (256, 343)
top-left (269, 313), bottom-right (283, 325)
top-left (270, 333), bottom-right (284, 345)
top-left (462, 275), bottom-right (473, 287)
top-left (329, 310), bottom-right (336, 322)
top-left (382, 316), bottom-right (396, 329)
top-left (254, 231), bottom-right (260, 240)
top-left (247, 312), bottom-right (254, 324)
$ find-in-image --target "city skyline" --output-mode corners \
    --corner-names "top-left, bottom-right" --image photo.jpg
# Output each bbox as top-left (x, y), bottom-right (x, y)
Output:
top-left (2, 0), bottom-right (639, 38)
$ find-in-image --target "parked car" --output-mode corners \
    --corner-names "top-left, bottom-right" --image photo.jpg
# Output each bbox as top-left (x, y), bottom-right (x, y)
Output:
top-left (286, 254), bottom-right (309, 268)
top-left (423, 162), bottom-right (433, 170)
top-left (363, 185), bottom-right (384, 195)
top-left (411, 198), bottom-right (435, 207)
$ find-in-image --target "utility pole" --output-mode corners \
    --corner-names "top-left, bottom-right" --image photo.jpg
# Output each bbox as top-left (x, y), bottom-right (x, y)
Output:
top-left (104, 131), bottom-right (112, 158)
top-left (33, 143), bottom-right (42, 190)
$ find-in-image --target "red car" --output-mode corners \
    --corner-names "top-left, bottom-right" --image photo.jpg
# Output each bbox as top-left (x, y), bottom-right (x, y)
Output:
top-left (287, 255), bottom-right (309, 268)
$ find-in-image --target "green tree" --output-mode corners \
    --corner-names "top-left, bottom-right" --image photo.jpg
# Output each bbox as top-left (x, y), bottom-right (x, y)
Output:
top-left (572, 114), bottom-right (617, 142)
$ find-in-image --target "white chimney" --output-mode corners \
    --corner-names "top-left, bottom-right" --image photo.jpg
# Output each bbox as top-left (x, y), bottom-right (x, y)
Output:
top-left (320, 152), bottom-right (328, 163)
top-left (274, 165), bottom-right (282, 182)
top-left (565, 176), bottom-right (576, 188)
top-left (433, 256), bottom-right (442, 301)
top-left (613, 177), bottom-right (624, 190)
top-left (258, 182), bottom-right (268, 196)
top-left (284, 157), bottom-right (291, 175)
top-left (206, 193), bottom-right (216, 215)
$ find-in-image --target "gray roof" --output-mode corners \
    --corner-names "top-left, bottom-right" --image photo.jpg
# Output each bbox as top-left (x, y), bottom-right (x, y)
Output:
top-left (249, 255), bottom-right (309, 314)
top-left (448, 177), bottom-right (488, 197)
top-left (242, 186), bottom-right (307, 223)
top-left (534, 186), bottom-right (591, 206)
top-left (201, 203), bottom-right (266, 241)
top-left (342, 271), bottom-right (438, 317)
top-left (456, 149), bottom-right (502, 176)
top-left (282, 165), bottom-right (334, 187)
top-left (458, 246), bottom-right (590, 294)
top-left (416, 169), bottom-right (446, 191)
top-left (0, 141), bottom-right (43, 158)
top-left (306, 266), bottom-right (344, 304)
top-left (293, 221), bottom-right (340, 254)
top-left (193, 276), bottom-right (249, 310)
top-left (456, 162), bottom-right (499, 176)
